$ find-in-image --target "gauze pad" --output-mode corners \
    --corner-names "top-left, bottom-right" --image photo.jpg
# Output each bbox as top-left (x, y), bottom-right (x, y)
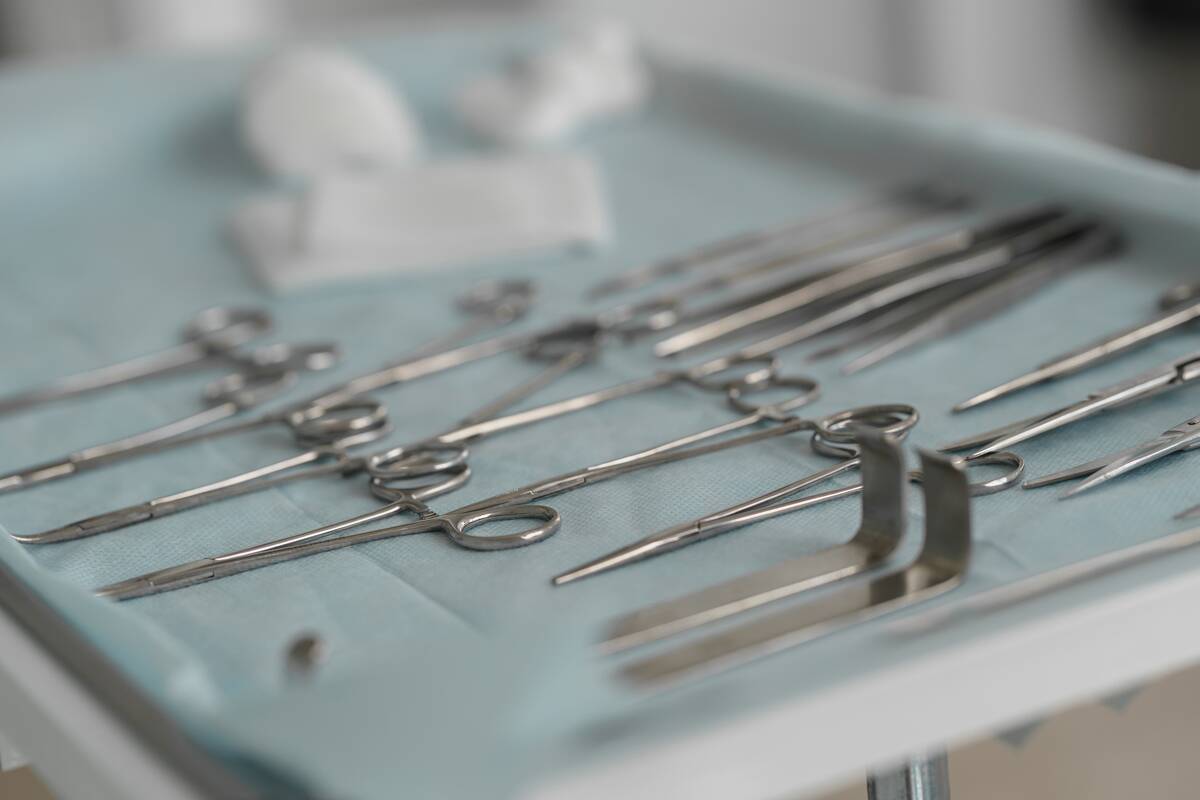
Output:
top-left (231, 153), bottom-right (610, 292)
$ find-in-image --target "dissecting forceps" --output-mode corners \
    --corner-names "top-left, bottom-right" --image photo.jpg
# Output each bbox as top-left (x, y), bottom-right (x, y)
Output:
top-left (727, 216), bottom-right (1098, 362)
top-left (93, 397), bottom-right (876, 600)
top-left (832, 225), bottom-right (1120, 374)
top-left (955, 281), bottom-right (1200, 412)
top-left (0, 306), bottom-right (275, 416)
top-left (585, 182), bottom-right (962, 299)
top-left (1022, 413), bottom-right (1200, 498)
top-left (942, 351), bottom-right (1200, 458)
top-left (651, 203), bottom-right (1065, 357)
top-left (618, 442), bottom-right (973, 688)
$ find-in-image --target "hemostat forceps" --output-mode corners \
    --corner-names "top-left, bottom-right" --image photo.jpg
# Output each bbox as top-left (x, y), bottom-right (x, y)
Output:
top-left (0, 306), bottom-right (275, 416)
top-left (0, 340), bottom-right (341, 493)
top-left (10, 398), bottom-right (395, 544)
top-left (1022, 413), bottom-right (1200, 498)
top-left (96, 392), bottom-right (855, 600)
top-left (19, 350), bottom-right (816, 544)
top-left (0, 279), bottom-right (537, 495)
top-left (955, 281), bottom-right (1200, 412)
top-left (556, 406), bottom-right (1020, 586)
top-left (942, 351), bottom-right (1200, 458)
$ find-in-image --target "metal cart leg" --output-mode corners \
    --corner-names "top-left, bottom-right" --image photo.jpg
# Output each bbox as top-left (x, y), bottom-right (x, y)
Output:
top-left (867, 752), bottom-right (950, 800)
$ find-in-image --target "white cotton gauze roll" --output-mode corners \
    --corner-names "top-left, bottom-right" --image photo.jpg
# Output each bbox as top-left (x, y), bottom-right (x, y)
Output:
top-left (241, 46), bottom-right (422, 179)
top-left (456, 22), bottom-right (649, 146)
top-left (231, 153), bottom-right (610, 292)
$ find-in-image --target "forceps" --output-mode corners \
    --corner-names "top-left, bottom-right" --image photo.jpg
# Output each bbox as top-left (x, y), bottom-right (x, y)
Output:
top-left (555, 409), bottom-right (1021, 585)
top-left (942, 351), bottom-right (1200, 458)
top-left (0, 306), bottom-right (275, 417)
top-left (17, 350), bottom-right (812, 543)
top-left (585, 182), bottom-right (960, 298)
top-left (728, 215), bottom-right (1096, 362)
top-left (955, 281), bottom-right (1200, 412)
top-left (96, 396), bottom-right (890, 600)
top-left (652, 203), bottom-right (1064, 357)
top-left (1021, 413), bottom-right (1200, 498)
top-left (0, 341), bottom-right (342, 493)
top-left (0, 279), bottom-right (537, 494)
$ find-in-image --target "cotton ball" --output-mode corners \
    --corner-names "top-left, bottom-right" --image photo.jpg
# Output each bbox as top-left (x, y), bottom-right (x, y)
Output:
top-left (242, 46), bottom-right (421, 179)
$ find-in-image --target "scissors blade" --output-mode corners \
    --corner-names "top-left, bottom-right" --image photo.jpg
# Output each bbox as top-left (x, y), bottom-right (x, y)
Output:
top-left (968, 357), bottom-right (1192, 457)
top-left (1058, 417), bottom-right (1200, 497)
top-left (955, 296), bottom-right (1200, 413)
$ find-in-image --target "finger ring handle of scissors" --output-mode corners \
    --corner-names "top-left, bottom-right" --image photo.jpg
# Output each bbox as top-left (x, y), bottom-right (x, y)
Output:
top-left (366, 442), bottom-right (470, 482)
top-left (438, 504), bottom-right (561, 550)
top-left (725, 375), bottom-right (822, 420)
top-left (809, 404), bottom-right (921, 448)
top-left (368, 458), bottom-right (472, 506)
top-left (286, 398), bottom-right (390, 447)
top-left (203, 343), bottom-right (340, 410)
top-left (913, 450), bottom-right (1024, 495)
top-left (458, 279), bottom-right (536, 322)
top-left (182, 306), bottom-right (273, 352)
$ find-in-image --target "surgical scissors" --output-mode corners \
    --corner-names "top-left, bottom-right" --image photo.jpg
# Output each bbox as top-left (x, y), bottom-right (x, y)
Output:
top-left (15, 353), bottom-right (816, 544)
top-left (95, 400), bottom-right (909, 600)
top-left (0, 306), bottom-right (275, 417)
top-left (955, 281), bottom-right (1200, 412)
top-left (1022, 413), bottom-right (1200, 498)
top-left (942, 351), bottom-right (1200, 458)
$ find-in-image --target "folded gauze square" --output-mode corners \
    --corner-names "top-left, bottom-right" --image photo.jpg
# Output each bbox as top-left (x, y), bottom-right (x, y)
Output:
top-left (231, 153), bottom-right (610, 292)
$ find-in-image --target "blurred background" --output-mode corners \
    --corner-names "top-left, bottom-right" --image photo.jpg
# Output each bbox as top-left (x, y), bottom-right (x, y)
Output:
top-left (0, 0), bottom-right (1198, 167)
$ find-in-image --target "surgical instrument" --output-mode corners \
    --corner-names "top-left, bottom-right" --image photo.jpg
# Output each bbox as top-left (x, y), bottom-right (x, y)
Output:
top-left (0, 306), bottom-right (273, 417)
top-left (597, 189), bottom-right (970, 333)
top-left (95, 400), bottom-right (907, 600)
top-left (585, 182), bottom-right (961, 299)
top-left (619, 446), bottom-right (972, 688)
top-left (839, 224), bottom-right (1119, 375)
top-left (955, 281), bottom-right (1200, 413)
top-left (599, 449), bottom-right (1019, 651)
top-left (1022, 413), bottom-right (1200, 498)
top-left (17, 349), bottom-right (813, 543)
top-left (0, 341), bottom-right (342, 494)
top-left (942, 351), bottom-right (1200, 458)
top-left (652, 203), bottom-right (1065, 357)
top-left (560, 421), bottom-right (1018, 588)
top-left (11, 398), bottom-right (401, 544)
top-left (727, 215), bottom-right (1097, 362)
top-left (0, 279), bottom-right (537, 494)
top-left (892, 525), bottom-right (1200, 633)
top-left (554, 402), bottom-right (918, 586)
